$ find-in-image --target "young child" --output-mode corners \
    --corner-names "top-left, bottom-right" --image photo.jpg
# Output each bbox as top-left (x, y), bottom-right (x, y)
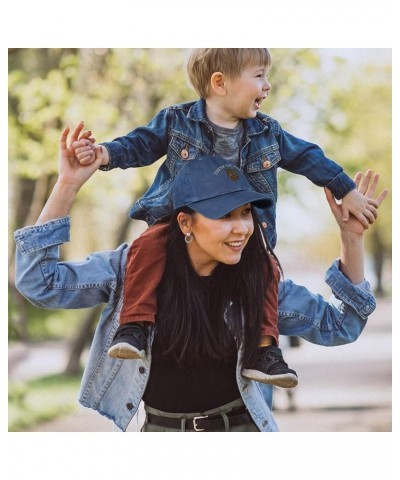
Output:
top-left (73, 48), bottom-right (376, 388)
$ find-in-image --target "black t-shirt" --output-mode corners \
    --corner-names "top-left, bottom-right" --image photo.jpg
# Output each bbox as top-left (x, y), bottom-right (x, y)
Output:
top-left (143, 277), bottom-right (241, 413)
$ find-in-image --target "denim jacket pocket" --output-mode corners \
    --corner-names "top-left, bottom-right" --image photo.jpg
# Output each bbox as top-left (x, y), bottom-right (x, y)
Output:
top-left (245, 145), bottom-right (281, 196)
top-left (246, 143), bottom-right (281, 171)
top-left (168, 133), bottom-right (207, 173)
top-left (133, 175), bottom-right (175, 223)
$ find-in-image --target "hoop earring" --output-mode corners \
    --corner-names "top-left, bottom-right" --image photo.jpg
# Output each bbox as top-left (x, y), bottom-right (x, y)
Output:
top-left (185, 232), bottom-right (193, 244)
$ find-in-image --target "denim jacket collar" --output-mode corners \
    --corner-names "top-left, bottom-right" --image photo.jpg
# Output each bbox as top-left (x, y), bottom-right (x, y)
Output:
top-left (187, 98), bottom-right (271, 136)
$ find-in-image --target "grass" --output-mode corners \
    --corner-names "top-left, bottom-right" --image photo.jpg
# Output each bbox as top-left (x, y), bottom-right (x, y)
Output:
top-left (8, 373), bottom-right (82, 432)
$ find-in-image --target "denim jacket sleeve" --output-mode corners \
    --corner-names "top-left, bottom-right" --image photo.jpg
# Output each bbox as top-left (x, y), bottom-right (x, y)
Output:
top-left (99, 108), bottom-right (170, 171)
top-left (275, 123), bottom-right (356, 200)
top-left (277, 260), bottom-right (376, 345)
top-left (14, 217), bottom-right (128, 309)
top-left (14, 217), bottom-right (375, 348)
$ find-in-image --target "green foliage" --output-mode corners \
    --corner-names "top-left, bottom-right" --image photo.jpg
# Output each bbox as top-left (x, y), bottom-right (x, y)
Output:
top-left (323, 62), bottom-right (392, 255)
top-left (8, 289), bottom-right (92, 341)
top-left (8, 48), bottom-right (195, 342)
top-left (8, 373), bottom-right (81, 431)
top-left (265, 49), bottom-right (391, 294)
top-left (9, 66), bottom-right (73, 178)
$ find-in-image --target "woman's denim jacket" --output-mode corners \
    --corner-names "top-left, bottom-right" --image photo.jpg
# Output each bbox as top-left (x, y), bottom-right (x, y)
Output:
top-left (101, 99), bottom-right (356, 248)
top-left (14, 217), bottom-right (376, 432)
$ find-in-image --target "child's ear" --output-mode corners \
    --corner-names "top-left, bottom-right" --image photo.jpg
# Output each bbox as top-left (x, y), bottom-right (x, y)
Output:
top-left (210, 72), bottom-right (227, 96)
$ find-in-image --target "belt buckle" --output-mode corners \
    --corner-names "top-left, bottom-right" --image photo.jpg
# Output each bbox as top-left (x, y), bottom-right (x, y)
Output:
top-left (192, 415), bottom-right (208, 432)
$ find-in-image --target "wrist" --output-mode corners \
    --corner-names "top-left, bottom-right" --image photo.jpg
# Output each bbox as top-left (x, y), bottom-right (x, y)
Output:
top-left (35, 181), bottom-right (78, 225)
top-left (339, 232), bottom-right (364, 284)
top-left (99, 145), bottom-right (110, 166)
top-left (340, 229), bottom-right (363, 245)
top-left (53, 180), bottom-right (80, 200)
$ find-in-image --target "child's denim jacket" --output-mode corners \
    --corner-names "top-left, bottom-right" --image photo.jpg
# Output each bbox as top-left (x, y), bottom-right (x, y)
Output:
top-left (101, 99), bottom-right (356, 248)
top-left (14, 217), bottom-right (376, 432)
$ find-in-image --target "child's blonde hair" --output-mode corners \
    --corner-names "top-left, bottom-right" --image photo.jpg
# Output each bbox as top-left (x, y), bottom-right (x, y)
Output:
top-left (186, 48), bottom-right (272, 99)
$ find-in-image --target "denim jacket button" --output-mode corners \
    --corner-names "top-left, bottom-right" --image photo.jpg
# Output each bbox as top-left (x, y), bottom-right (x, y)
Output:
top-left (126, 403), bottom-right (133, 410)
top-left (139, 366), bottom-right (146, 374)
top-left (180, 149), bottom-right (189, 160)
top-left (262, 222), bottom-right (268, 229)
top-left (263, 160), bottom-right (271, 169)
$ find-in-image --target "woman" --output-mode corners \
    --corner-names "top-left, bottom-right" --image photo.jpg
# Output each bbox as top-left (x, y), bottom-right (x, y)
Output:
top-left (14, 123), bottom-right (387, 432)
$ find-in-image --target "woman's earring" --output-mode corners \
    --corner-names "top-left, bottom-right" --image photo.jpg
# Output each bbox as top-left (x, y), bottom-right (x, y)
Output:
top-left (185, 232), bottom-right (193, 244)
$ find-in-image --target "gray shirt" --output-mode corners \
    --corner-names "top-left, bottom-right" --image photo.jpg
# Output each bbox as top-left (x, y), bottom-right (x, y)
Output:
top-left (210, 120), bottom-right (244, 166)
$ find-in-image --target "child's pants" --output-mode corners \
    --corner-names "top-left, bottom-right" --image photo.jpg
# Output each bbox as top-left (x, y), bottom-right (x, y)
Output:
top-left (120, 222), bottom-right (279, 344)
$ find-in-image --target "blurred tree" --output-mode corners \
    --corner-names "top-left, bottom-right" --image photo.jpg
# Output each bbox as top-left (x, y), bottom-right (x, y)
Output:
top-left (322, 60), bottom-right (391, 294)
top-left (8, 48), bottom-right (193, 344)
top-left (264, 49), bottom-right (391, 293)
top-left (9, 49), bottom-right (78, 340)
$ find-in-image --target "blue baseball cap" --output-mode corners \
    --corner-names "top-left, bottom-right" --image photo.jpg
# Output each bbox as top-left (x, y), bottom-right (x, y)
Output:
top-left (172, 155), bottom-right (272, 219)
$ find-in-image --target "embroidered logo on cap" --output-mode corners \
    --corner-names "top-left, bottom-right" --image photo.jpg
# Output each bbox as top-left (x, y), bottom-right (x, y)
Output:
top-left (226, 168), bottom-right (239, 181)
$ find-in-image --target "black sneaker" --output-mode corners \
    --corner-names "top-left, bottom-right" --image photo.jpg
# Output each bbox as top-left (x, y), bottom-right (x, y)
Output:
top-left (242, 345), bottom-right (298, 388)
top-left (108, 322), bottom-right (148, 359)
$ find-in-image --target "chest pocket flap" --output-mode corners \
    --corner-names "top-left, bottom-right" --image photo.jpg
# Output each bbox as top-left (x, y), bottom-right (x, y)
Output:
top-left (246, 144), bottom-right (281, 173)
top-left (169, 134), bottom-right (205, 162)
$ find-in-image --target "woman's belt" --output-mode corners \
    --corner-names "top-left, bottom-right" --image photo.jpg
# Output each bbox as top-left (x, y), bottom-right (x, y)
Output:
top-left (146, 404), bottom-right (253, 431)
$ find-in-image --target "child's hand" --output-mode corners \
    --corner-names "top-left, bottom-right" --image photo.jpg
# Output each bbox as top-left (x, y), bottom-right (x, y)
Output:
top-left (71, 122), bottom-right (106, 166)
top-left (58, 123), bottom-right (104, 191)
top-left (73, 137), bottom-right (97, 166)
top-left (326, 169), bottom-right (388, 234)
top-left (341, 170), bottom-right (380, 228)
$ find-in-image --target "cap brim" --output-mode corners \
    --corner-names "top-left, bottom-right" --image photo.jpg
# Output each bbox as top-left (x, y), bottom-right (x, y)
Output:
top-left (187, 190), bottom-right (272, 219)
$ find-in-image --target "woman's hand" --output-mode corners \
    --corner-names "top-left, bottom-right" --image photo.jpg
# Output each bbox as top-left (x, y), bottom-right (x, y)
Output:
top-left (35, 123), bottom-right (103, 225)
top-left (325, 170), bottom-right (388, 284)
top-left (325, 170), bottom-right (388, 236)
top-left (58, 122), bottom-right (103, 193)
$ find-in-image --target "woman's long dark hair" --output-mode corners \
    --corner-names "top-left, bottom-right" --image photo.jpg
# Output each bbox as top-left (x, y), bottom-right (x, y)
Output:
top-left (154, 207), bottom-right (280, 367)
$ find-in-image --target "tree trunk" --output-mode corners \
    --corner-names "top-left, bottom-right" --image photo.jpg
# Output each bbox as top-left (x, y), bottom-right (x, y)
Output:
top-left (64, 305), bottom-right (103, 375)
top-left (9, 281), bottom-right (29, 341)
top-left (370, 229), bottom-right (386, 296)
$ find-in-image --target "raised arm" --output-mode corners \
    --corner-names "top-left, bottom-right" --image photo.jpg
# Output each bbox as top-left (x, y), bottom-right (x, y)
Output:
top-left (278, 170), bottom-right (388, 346)
top-left (325, 169), bottom-right (388, 283)
top-left (36, 123), bottom-right (103, 225)
top-left (15, 123), bottom-right (127, 310)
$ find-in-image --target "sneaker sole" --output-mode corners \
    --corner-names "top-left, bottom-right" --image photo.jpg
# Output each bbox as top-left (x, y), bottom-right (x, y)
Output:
top-left (108, 342), bottom-right (145, 360)
top-left (241, 369), bottom-right (298, 388)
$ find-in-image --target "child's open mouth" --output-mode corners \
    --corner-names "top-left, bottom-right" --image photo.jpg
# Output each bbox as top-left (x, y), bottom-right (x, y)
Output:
top-left (255, 97), bottom-right (265, 109)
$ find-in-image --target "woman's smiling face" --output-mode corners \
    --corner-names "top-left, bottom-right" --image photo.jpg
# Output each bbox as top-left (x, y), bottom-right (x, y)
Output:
top-left (178, 204), bottom-right (255, 276)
